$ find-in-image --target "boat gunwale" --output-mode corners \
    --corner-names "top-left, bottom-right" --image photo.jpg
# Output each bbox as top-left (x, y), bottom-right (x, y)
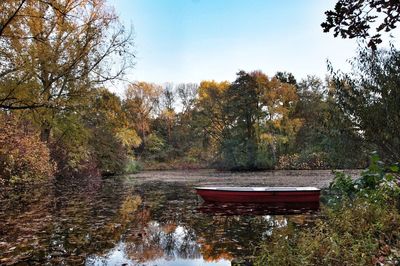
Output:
top-left (194, 186), bottom-right (320, 192)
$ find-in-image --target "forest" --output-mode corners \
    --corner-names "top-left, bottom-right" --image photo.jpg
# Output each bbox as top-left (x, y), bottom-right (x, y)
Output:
top-left (1, 0), bottom-right (400, 265)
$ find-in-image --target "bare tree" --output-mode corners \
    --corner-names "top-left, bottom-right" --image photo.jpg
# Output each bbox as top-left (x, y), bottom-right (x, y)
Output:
top-left (176, 83), bottom-right (198, 114)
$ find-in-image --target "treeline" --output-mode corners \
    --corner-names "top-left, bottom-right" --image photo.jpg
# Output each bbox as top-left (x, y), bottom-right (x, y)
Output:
top-left (139, 47), bottom-right (399, 171)
top-left (3, 46), bottom-right (400, 185)
top-left (123, 70), bottom-right (367, 171)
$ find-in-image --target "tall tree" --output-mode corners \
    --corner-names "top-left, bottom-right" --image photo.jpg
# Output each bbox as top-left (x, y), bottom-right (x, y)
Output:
top-left (124, 82), bottom-right (161, 155)
top-left (215, 71), bottom-right (300, 170)
top-left (292, 76), bottom-right (366, 168)
top-left (196, 80), bottom-right (230, 157)
top-left (223, 71), bottom-right (262, 169)
top-left (0, 0), bottom-right (134, 142)
top-left (332, 47), bottom-right (400, 162)
top-left (176, 83), bottom-right (198, 114)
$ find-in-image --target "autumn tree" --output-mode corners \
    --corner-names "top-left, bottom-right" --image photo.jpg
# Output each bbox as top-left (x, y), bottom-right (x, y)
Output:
top-left (176, 83), bottom-right (198, 114)
top-left (322, 0), bottom-right (400, 49)
top-left (195, 71), bottom-right (301, 170)
top-left (259, 72), bottom-right (301, 164)
top-left (84, 89), bottom-right (140, 175)
top-left (0, 0), bottom-right (134, 141)
top-left (124, 81), bottom-right (161, 156)
top-left (174, 83), bottom-right (200, 159)
top-left (195, 80), bottom-right (230, 159)
top-left (0, 0), bottom-right (27, 37)
top-left (222, 71), bottom-right (263, 169)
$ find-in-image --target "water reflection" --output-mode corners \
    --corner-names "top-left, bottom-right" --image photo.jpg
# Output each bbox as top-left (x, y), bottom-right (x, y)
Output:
top-left (0, 177), bottom-right (318, 265)
top-left (197, 202), bottom-right (319, 216)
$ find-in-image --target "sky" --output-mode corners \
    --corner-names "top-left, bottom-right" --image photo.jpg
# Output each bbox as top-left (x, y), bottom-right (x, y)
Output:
top-left (109, 0), bottom-right (394, 93)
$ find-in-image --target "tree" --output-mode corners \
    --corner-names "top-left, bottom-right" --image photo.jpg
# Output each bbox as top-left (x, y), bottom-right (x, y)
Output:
top-left (259, 72), bottom-right (301, 164)
top-left (289, 76), bottom-right (366, 169)
top-left (322, 0), bottom-right (400, 49)
top-left (124, 82), bottom-right (161, 156)
top-left (176, 83), bottom-right (198, 114)
top-left (274, 71), bottom-right (297, 86)
top-left (332, 47), bottom-right (400, 162)
top-left (196, 80), bottom-right (230, 158)
top-left (209, 71), bottom-right (301, 170)
top-left (84, 88), bottom-right (140, 175)
top-left (0, 0), bottom-right (134, 143)
top-left (0, 0), bottom-right (27, 37)
top-left (223, 71), bottom-right (262, 169)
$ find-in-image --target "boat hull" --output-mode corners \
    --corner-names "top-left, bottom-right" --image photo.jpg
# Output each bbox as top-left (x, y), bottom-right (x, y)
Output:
top-left (195, 188), bottom-right (320, 204)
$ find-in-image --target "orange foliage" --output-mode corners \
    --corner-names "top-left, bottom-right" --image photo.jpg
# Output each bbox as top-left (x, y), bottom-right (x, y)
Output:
top-left (0, 115), bottom-right (55, 185)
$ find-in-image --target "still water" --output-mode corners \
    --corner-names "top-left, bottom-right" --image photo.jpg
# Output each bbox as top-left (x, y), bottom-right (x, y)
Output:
top-left (0, 175), bottom-right (318, 265)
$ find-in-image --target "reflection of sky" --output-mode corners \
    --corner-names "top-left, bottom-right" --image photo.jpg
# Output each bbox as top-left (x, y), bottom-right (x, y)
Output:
top-left (87, 242), bottom-right (131, 266)
top-left (86, 239), bottom-right (230, 266)
top-left (145, 258), bottom-right (230, 266)
top-left (86, 221), bottom-right (230, 265)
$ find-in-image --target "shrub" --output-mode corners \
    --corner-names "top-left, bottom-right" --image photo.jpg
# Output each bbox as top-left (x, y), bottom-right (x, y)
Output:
top-left (255, 154), bottom-right (400, 265)
top-left (255, 198), bottom-right (400, 265)
top-left (0, 115), bottom-right (56, 185)
top-left (89, 126), bottom-right (128, 176)
top-left (124, 156), bottom-right (142, 174)
top-left (327, 153), bottom-right (400, 206)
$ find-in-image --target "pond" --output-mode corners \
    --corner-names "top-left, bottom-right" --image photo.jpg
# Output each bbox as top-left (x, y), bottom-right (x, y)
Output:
top-left (0, 170), bottom-right (341, 265)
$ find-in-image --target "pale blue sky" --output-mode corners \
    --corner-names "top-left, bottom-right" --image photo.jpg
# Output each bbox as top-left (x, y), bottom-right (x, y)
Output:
top-left (109, 0), bottom-right (393, 91)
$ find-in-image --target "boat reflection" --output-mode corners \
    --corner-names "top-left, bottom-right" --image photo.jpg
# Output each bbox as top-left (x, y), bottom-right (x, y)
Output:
top-left (197, 201), bottom-right (319, 216)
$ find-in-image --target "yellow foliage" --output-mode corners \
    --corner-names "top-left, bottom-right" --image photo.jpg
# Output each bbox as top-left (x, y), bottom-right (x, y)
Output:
top-left (115, 127), bottom-right (142, 148)
top-left (198, 80), bottom-right (230, 101)
top-left (119, 195), bottom-right (142, 220)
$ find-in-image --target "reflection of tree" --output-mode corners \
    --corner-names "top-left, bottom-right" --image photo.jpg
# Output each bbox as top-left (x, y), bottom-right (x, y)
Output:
top-left (123, 221), bottom-right (201, 262)
top-left (0, 177), bottom-right (142, 265)
top-left (191, 215), bottom-right (272, 261)
top-left (1, 180), bottom-right (318, 265)
top-left (125, 182), bottom-right (316, 264)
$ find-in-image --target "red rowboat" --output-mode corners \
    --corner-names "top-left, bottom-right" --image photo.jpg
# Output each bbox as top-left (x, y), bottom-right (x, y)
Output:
top-left (194, 186), bottom-right (320, 204)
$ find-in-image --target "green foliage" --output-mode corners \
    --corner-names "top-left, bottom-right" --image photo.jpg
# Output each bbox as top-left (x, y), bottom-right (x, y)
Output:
top-left (211, 70), bottom-right (301, 170)
top-left (332, 47), bottom-right (400, 162)
top-left (51, 112), bottom-right (91, 174)
top-left (89, 127), bottom-right (127, 176)
top-left (328, 153), bottom-right (400, 206)
top-left (0, 115), bottom-right (55, 185)
top-left (141, 133), bottom-right (167, 161)
top-left (322, 0), bottom-right (400, 50)
top-left (255, 198), bottom-right (400, 265)
top-left (124, 157), bottom-right (142, 174)
top-left (292, 75), bottom-right (367, 169)
top-left (85, 89), bottom-right (137, 176)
